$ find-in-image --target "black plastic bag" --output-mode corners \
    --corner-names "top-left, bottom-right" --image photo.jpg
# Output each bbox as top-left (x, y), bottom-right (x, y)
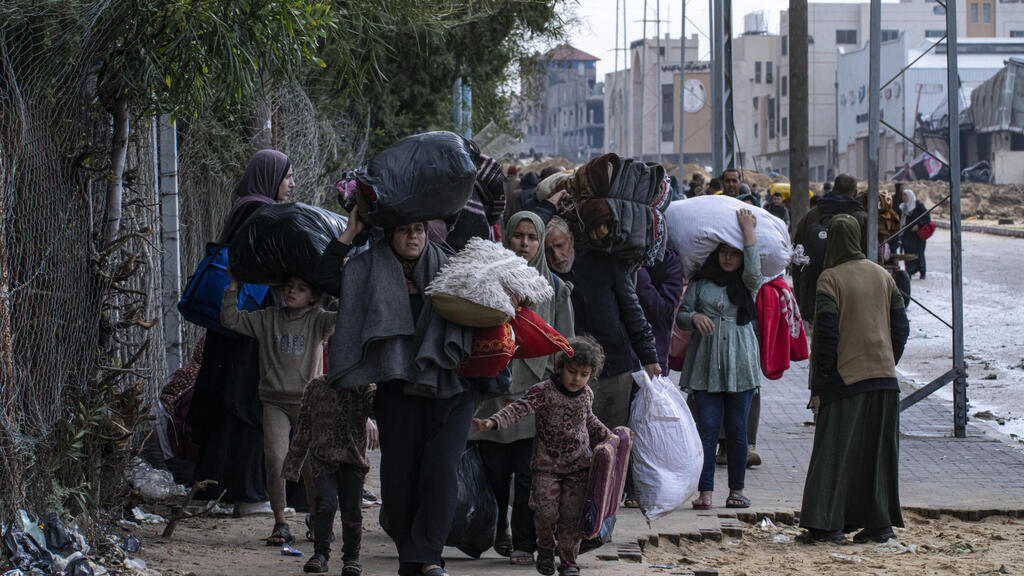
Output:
top-left (66, 556), bottom-right (95, 576)
top-left (445, 444), bottom-right (498, 558)
top-left (228, 202), bottom-right (351, 287)
top-left (356, 131), bottom-right (477, 228)
top-left (38, 512), bottom-right (75, 556)
top-left (2, 523), bottom-right (55, 574)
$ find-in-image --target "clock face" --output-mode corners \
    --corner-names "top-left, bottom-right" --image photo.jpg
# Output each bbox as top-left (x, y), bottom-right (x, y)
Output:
top-left (683, 79), bottom-right (706, 113)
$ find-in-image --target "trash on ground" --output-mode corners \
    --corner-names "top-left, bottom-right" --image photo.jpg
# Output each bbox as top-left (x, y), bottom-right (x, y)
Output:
top-left (132, 507), bottom-right (166, 525)
top-left (280, 544), bottom-right (303, 557)
top-left (873, 538), bottom-right (918, 554)
top-left (830, 553), bottom-right (865, 564)
top-left (773, 534), bottom-right (793, 543)
top-left (759, 517), bottom-right (777, 531)
top-left (128, 458), bottom-right (187, 501)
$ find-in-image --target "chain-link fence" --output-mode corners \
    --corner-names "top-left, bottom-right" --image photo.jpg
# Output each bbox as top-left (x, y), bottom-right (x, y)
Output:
top-left (1, 3), bottom-right (358, 520)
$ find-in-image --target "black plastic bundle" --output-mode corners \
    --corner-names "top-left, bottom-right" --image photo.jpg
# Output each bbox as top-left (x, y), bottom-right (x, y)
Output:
top-left (356, 131), bottom-right (477, 227)
top-left (445, 444), bottom-right (498, 558)
top-left (228, 202), bottom-right (349, 287)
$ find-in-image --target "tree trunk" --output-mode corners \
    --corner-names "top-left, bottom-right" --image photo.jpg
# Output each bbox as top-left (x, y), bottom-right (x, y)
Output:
top-left (789, 0), bottom-right (810, 230)
top-left (104, 96), bottom-right (130, 245)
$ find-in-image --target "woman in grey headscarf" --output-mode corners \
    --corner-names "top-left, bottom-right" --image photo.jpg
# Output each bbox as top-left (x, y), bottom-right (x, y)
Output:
top-left (471, 210), bottom-right (574, 565)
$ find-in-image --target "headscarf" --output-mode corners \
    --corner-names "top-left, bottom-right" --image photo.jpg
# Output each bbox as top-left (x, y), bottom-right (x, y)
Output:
top-left (693, 245), bottom-right (756, 326)
top-left (823, 214), bottom-right (866, 270)
top-left (219, 149), bottom-right (290, 243)
top-left (503, 211), bottom-right (557, 381)
top-left (899, 189), bottom-right (917, 223)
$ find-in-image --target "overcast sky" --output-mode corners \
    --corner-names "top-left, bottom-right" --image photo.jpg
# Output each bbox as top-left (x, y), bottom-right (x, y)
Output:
top-left (568, 0), bottom-right (894, 79)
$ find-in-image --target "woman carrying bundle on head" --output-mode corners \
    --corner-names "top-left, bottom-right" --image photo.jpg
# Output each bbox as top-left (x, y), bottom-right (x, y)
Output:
top-left (676, 209), bottom-right (762, 511)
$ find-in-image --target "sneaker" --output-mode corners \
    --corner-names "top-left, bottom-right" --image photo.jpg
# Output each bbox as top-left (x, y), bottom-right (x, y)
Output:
top-left (234, 500), bottom-right (273, 517)
top-left (361, 489), bottom-right (380, 508)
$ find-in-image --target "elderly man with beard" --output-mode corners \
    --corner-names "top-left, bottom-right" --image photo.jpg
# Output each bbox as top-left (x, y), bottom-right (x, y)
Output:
top-left (542, 216), bottom-right (660, 431)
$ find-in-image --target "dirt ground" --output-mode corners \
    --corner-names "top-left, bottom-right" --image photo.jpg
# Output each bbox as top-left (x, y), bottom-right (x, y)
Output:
top-left (645, 512), bottom-right (1024, 576)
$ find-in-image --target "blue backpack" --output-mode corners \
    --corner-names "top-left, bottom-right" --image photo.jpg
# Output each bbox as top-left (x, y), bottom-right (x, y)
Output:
top-left (178, 243), bottom-right (270, 338)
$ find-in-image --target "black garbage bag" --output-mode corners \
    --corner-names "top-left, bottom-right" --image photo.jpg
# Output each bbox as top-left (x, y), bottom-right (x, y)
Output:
top-left (356, 131), bottom-right (477, 228)
top-left (228, 202), bottom-right (352, 287)
top-left (67, 556), bottom-right (96, 576)
top-left (579, 515), bottom-right (616, 554)
top-left (2, 523), bottom-right (55, 574)
top-left (445, 444), bottom-right (498, 558)
top-left (38, 512), bottom-right (75, 555)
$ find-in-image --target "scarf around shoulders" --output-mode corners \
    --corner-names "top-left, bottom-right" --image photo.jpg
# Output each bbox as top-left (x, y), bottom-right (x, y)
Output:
top-left (693, 245), bottom-right (756, 326)
top-left (327, 237), bottom-right (473, 398)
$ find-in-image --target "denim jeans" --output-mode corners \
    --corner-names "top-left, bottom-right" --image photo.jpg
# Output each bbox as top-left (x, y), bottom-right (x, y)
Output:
top-left (691, 389), bottom-right (755, 492)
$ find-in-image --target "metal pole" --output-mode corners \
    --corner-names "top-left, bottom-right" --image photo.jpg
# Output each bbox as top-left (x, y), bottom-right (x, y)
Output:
top-left (867, 0), bottom-right (880, 261)
top-left (157, 114), bottom-right (182, 378)
top-left (453, 77), bottom-right (463, 134)
top-left (624, 0), bottom-right (630, 157)
top-left (642, 0), bottom-right (649, 161)
top-left (657, 0), bottom-right (663, 165)
top-left (678, 0), bottom-right (686, 178)
top-left (462, 77), bottom-right (473, 140)
top-left (711, 0), bottom-right (724, 175)
top-left (946, 5), bottom-right (968, 438)
top-left (724, 0), bottom-right (735, 169)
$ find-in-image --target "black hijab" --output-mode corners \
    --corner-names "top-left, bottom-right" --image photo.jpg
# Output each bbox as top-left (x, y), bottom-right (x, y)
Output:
top-left (693, 245), bottom-right (756, 326)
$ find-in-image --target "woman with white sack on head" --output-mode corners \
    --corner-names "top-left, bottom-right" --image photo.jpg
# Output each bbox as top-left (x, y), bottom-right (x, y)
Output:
top-left (676, 208), bottom-right (762, 510)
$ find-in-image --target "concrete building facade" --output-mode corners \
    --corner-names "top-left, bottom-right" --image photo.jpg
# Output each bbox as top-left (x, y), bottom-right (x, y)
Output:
top-left (604, 34), bottom-right (700, 162)
top-left (518, 45), bottom-right (605, 162)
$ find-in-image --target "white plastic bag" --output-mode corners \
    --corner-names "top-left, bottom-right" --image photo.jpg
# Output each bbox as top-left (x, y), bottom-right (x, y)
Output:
top-left (665, 195), bottom-right (793, 279)
top-left (628, 371), bottom-right (704, 521)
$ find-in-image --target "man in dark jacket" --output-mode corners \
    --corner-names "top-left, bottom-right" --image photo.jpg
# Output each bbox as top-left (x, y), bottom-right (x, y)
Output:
top-left (543, 216), bottom-right (660, 429)
top-left (792, 173), bottom-right (868, 321)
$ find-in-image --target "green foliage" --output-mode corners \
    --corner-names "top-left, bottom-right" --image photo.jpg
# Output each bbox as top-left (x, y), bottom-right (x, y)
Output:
top-left (93, 0), bottom-right (336, 115)
top-left (310, 0), bottom-right (571, 154)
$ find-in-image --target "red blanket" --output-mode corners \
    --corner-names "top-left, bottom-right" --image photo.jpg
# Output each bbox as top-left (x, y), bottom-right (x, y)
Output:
top-left (756, 277), bottom-right (809, 380)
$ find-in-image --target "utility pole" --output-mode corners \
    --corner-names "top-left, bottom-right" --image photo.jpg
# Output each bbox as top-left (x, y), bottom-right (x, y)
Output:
top-left (711, 0), bottom-right (724, 175)
top-left (642, 0), bottom-right (649, 161)
top-left (867, 0), bottom-right (881, 261)
top-left (677, 0), bottom-right (686, 177)
top-left (657, 0), bottom-right (663, 165)
top-left (789, 0), bottom-right (810, 231)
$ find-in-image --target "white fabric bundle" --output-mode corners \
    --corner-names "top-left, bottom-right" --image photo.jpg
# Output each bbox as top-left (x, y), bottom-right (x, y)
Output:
top-left (665, 195), bottom-right (793, 279)
top-left (425, 237), bottom-right (553, 317)
top-left (628, 372), bottom-right (703, 521)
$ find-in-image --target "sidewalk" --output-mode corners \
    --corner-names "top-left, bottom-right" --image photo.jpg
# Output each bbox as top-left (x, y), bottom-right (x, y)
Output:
top-left (139, 362), bottom-right (1024, 575)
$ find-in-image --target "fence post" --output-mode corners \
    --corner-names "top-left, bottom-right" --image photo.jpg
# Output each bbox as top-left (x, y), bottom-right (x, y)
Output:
top-left (158, 115), bottom-right (182, 378)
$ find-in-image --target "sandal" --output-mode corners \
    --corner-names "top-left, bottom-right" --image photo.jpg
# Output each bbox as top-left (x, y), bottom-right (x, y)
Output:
top-left (494, 531), bottom-right (513, 557)
top-left (510, 550), bottom-right (535, 565)
top-left (536, 548), bottom-right (556, 576)
top-left (341, 559), bottom-right (362, 576)
top-left (691, 492), bottom-right (712, 510)
top-left (266, 523), bottom-right (294, 546)
top-left (421, 566), bottom-right (448, 576)
top-left (560, 564), bottom-right (580, 576)
top-left (725, 493), bottom-right (751, 509)
top-left (623, 498), bottom-right (640, 509)
top-left (303, 553), bottom-right (329, 573)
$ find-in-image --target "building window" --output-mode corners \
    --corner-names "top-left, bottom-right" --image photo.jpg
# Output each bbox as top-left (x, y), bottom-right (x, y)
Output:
top-left (754, 123), bottom-right (759, 138)
top-left (934, 5), bottom-right (946, 14)
top-left (925, 30), bottom-right (945, 38)
top-left (882, 29), bottom-right (900, 42)
top-left (836, 29), bottom-right (858, 44)
top-left (755, 61), bottom-right (762, 83)
top-left (1012, 133), bottom-right (1024, 151)
top-left (753, 97), bottom-right (759, 110)
top-left (1011, 30), bottom-right (1024, 38)
top-left (782, 117), bottom-right (789, 137)
top-left (768, 97), bottom-right (776, 139)
top-left (983, 2), bottom-right (991, 23)
top-left (782, 35), bottom-right (788, 55)
top-left (767, 62), bottom-right (774, 84)
top-left (662, 84), bottom-right (674, 142)
top-left (970, 3), bottom-right (978, 23)
top-left (781, 76), bottom-right (788, 96)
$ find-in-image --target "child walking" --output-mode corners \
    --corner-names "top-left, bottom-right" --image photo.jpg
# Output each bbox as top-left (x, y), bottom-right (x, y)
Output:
top-left (283, 378), bottom-right (376, 575)
top-left (472, 335), bottom-right (611, 576)
top-left (221, 275), bottom-right (336, 546)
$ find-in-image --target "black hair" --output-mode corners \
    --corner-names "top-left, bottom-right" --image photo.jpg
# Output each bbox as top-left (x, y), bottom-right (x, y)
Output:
top-left (556, 335), bottom-right (605, 380)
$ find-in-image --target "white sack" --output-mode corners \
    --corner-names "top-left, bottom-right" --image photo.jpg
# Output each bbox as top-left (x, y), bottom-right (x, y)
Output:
top-left (665, 195), bottom-right (792, 279)
top-left (628, 372), bottom-right (703, 521)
